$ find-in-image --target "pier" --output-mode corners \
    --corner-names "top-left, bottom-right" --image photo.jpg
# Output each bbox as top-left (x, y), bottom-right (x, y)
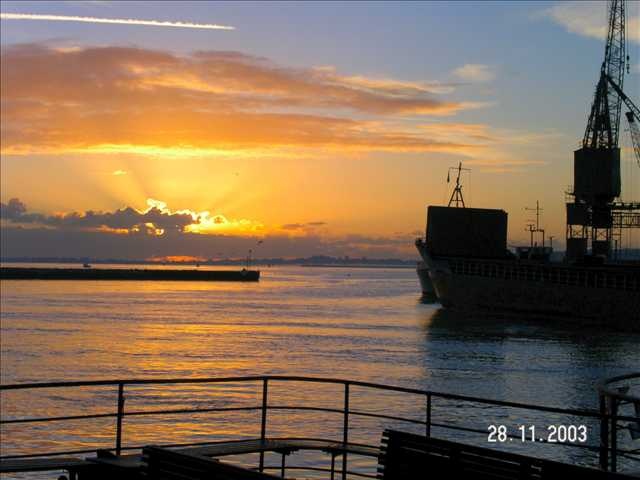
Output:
top-left (0, 267), bottom-right (260, 281)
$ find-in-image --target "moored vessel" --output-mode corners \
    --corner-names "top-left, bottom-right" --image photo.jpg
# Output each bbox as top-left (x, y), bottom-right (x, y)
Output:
top-left (416, 234), bottom-right (640, 328)
top-left (415, 163), bottom-right (640, 329)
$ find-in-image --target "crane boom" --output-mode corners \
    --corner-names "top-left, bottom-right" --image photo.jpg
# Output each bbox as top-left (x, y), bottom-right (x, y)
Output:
top-left (583, 0), bottom-right (627, 149)
top-left (626, 112), bottom-right (640, 168)
top-left (606, 74), bottom-right (640, 167)
top-left (606, 74), bottom-right (640, 120)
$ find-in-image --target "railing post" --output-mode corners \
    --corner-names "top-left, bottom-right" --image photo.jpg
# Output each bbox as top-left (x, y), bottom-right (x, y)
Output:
top-left (330, 452), bottom-right (336, 480)
top-left (611, 397), bottom-right (618, 473)
top-left (115, 382), bottom-right (125, 455)
top-left (259, 378), bottom-right (268, 472)
top-left (599, 393), bottom-right (609, 471)
top-left (342, 382), bottom-right (349, 480)
top-left (426, 393), bottom-right (432, 438)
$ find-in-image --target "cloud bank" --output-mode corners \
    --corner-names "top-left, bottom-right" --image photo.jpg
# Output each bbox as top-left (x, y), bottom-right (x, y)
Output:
top-left (1, 44), bottom-right (482, 156)
top-left (1, 198), bottom-right (196, 234)
top-left (0, 199), bottom-right (416, 258)
top-left (0, 226), bottom-right (418, 259)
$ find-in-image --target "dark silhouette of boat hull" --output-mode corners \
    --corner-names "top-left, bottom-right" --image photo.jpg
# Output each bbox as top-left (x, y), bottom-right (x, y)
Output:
top-left (416, 240), bottom-right (639, 330)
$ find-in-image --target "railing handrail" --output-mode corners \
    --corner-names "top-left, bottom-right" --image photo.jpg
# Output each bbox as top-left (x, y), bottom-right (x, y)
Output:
top-left (598, 372), bottom-right (640, 403)
top-left (2, 374), bottom-right (637, 474)
top-left (0, 374), bottom-right (604, 417)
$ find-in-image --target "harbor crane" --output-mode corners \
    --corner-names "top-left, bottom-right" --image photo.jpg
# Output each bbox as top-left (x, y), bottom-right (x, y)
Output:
top-left (566, 0), bottom-right (639, 261)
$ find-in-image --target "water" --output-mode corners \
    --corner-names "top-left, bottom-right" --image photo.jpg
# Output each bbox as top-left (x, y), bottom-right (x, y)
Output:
top-left (1, 265), bottom-right (639, 477)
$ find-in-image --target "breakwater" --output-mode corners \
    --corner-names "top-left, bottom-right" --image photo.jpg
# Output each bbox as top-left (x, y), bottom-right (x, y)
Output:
top-left (0, 267), bottom-right (260, 281)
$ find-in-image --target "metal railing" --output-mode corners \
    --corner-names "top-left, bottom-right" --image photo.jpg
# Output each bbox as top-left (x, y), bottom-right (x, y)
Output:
top-left (598, 372), bottom-right (640, 473)
top-left (2, 375), bottom-right (639, 478)
top-left (448, 257), bottom-right (640, 291)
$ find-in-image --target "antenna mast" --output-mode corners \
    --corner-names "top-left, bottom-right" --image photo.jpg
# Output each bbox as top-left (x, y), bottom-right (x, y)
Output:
top-left (525, 201), bottom-right (546, 248)
top-left (447, 162), bottom-right (470, 208)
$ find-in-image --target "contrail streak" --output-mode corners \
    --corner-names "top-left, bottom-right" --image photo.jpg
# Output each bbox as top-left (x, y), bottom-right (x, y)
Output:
top-left (0, 12), bottom-right (235, 30)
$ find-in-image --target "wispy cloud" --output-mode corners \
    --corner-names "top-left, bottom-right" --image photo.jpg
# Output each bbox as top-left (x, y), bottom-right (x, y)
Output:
top-left (452, 64), bottom-right (495, 83)
top-left (541, 2), bottom-right (640, 43)
top-left (280, 222), bottom-right (327, 233)
top-left (463, 158), bottom-right (547, 173)
top-left (112, 169), bottom-right (127, 176)
top-left (0, 12), bottom-right (235, 30)
top-left (415, 122), bottom-right (560, 172)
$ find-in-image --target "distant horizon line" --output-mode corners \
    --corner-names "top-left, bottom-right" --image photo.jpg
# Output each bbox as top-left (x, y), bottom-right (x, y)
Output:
top-left (4, 248), bottom-right (640, 266)
top-left (0, 255), bottom-right (420, 266)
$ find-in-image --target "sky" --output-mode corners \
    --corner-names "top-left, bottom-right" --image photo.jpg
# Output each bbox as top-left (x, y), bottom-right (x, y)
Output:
top-left (1, 0), bottom-right (639, 260)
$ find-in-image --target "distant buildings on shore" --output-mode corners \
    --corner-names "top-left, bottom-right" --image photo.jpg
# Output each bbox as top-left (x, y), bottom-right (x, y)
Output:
top-left (3, 250), bottom-right (640, 267)
top-left (0, 255), bottom-right (418, 267)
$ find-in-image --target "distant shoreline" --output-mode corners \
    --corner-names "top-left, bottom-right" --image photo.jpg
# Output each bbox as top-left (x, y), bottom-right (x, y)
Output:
top-left (303, 264), bottom-right (415, 269)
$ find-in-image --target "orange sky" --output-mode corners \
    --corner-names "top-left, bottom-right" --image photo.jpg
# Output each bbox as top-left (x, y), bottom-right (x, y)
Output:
top-left (1, 3), bottom-right (639, 258)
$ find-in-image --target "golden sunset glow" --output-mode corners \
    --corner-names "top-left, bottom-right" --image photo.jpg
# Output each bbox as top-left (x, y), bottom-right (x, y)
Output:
top-left (144, 199), bottom-right (265, 235)
top-left (2, 2), bottom-right (639, 259)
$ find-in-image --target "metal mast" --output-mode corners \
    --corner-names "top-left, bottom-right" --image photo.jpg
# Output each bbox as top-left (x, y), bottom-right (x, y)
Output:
top-left (447, 162), bottom-right (469, 208)
top-left (525, 201), bottom-right (546, 248)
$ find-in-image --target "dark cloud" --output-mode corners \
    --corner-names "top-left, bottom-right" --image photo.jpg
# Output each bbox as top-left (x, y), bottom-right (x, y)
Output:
top-left (0, 226), bottom-right (417, 260)
top-left (0, 198), bottom-right (28, 220)
top-left (281, 223), bottom-right (305, 230)
top-left (0, 198), bottom-right (195, 232)
top-left (1, 200), bottom-right (415, 258)
top-left (280, 221), bottom-right (327, 230)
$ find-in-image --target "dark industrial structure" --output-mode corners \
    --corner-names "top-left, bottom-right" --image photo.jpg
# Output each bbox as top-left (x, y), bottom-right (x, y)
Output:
top-left (426, 206), bottom-right (508, 259)
top-left (416, 0), bottom-right (640, 326)
top-left (566, 0), bottom-right (640, 261)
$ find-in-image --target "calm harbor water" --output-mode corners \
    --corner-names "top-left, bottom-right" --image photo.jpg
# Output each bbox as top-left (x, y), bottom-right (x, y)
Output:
top-left (1, 264), bottom-right (639, 477)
